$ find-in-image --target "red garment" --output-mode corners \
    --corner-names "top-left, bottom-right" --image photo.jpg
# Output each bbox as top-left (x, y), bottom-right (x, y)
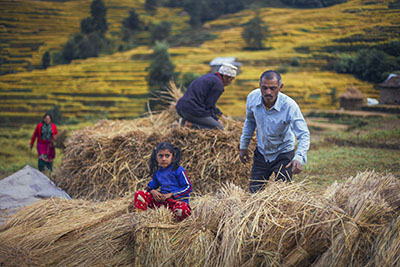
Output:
top-left (30, 122), bottom-right (58, 146)
top-left (134, 190), bottom-right (191, 221)
top-left (30, 122), bottom-right (58, 161)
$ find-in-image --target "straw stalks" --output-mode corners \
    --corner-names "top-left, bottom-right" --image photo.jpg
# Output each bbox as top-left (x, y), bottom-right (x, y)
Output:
top-left (55, 82), bottom-right (254, 200)
top-left (2, 171), bottom-right (399, 266)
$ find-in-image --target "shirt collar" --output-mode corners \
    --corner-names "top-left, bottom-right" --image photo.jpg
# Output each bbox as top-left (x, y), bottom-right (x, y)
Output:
top-left (256, 90), bottom-right (282, 112)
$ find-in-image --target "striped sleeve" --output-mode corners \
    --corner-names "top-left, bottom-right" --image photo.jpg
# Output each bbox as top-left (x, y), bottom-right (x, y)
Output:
top-left (172, 167), bottom-right (192, 199)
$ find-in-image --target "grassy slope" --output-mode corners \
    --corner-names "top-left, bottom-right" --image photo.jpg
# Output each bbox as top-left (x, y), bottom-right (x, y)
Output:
top-left (1, 0), bottom-right (399, 123)
top-left (0, 0), bottom-right (399, 184)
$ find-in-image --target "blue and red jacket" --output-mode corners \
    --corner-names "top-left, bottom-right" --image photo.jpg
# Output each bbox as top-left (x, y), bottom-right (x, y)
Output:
top-left (146, 165), bottom-right (192, 203)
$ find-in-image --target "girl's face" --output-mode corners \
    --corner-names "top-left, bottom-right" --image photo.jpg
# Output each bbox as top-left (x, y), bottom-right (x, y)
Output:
top-left (44, 115), bottom-right (51, 125)
top-left (156, 149), bottom-right (173, 169)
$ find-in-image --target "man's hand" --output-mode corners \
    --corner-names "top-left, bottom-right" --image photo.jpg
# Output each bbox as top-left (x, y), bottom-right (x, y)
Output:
top-left (239, 149), bottom-right (250, 164)
top-left (217, 119), bottom-right (223, 127)
top-left (286, 160), bottom-right (302, 174)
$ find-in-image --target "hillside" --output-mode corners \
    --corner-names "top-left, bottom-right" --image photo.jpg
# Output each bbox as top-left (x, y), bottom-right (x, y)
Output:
top-left (0, 0), bottom-right (399, 125)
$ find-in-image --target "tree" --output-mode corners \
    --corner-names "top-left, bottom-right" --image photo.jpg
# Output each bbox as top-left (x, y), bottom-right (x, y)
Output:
top-left (181, 72), bottom-right (201, 88)
top-left (242, 15), bottom-right (270, 50)
top-left (62, 33), bottom-right (98, 63)
top-left (145, 0), bottom-right (157, 12)
top-left (42, 51), bottom-right (51, 69)
top-left (334, 49), bottom-right (399, 83)
top-left (282, 0), bottom-right (346, 7)
top-left (150, 21), bottom-right (172, 43)
top-left (122, 8), bottom-right (143, 42)
top-left (90, 0), bottom-right (108, 35)
top-left (80, 17), bottom-right (94, 35)
top-left (147, 41), bottom-right (176, 91)
top-left (352, 49), bottom-right (395, 83)
top-left (123, 9), bottom-right (143, 32)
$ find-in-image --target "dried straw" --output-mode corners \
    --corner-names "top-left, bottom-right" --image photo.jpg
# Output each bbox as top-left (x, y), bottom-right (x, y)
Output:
top-left (55, 82), bottom-right (254, 200)
top-left (314, 171), bottom-right (400, 266)
top-left (3, 171), bottom-right (398, 266)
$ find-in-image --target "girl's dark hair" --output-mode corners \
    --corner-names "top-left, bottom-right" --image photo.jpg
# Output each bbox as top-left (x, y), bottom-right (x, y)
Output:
top-left (149, 142), bottom-right (181, 177)
top-left (42, 113), bottom-right (52, 122)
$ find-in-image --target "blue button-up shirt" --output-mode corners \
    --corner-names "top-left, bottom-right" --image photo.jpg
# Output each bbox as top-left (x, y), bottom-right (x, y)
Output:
top-left (240, 89), bottom-right (310, 165)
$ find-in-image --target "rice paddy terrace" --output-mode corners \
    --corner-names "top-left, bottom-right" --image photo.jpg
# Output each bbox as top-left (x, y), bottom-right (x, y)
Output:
top-left (0, 0), bottom-right (399, 125)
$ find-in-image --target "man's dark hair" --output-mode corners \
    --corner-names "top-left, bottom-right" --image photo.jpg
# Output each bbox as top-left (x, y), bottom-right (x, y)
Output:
top-left (259, 70), bottom-right (282, 85)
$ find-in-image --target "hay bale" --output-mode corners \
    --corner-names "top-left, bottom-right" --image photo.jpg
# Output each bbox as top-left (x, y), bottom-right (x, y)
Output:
top-left (54, 83), bottom-right (255, 200)
top-left (0, 197), bottom-right (135, 266)
top-left (1, 171), bottom-right (400, 266)
top-left (314, 171), bottom-right (400, 266)
top-left (55, 114), bottom-right (253, 200)
top-left (368, 215), bottom-right (400, 267)
top-left (0, 181), bottom-right (342, 267)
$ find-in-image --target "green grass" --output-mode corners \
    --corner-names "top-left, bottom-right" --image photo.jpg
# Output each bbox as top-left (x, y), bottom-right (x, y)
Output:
top-left (298, 145), bottom-right (400, 190)
top-left (0, 121), bottom-right (93, 178)
top-left (1, 114), bottom-right (399, 195)
top-left (296, 114), bottom-right (400, 190)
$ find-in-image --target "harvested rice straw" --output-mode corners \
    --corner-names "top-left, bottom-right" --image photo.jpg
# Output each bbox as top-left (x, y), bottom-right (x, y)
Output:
top-left (211, 182), bottom-right (343, 267)
top-left (368, 215), bottom-right (400, 267)
top-left (56, 121), bottom-right (254, 200)
top-left (1, 171), bottom-right (400, 266)
top-left (314, 171), bottom-right (400, 266)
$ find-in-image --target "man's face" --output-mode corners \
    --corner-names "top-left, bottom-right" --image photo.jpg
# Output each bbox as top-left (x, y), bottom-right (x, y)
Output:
top-left (222, 75), bottom-right (235, 86)
top-left (260, 77), bottom-right (283, 108)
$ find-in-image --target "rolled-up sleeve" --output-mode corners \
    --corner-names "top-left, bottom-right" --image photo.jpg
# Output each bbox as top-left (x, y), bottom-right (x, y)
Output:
top-left (291, 107), bottom-right (310, 165)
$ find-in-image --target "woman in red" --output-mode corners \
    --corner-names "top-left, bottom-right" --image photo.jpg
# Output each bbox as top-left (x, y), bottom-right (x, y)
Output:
top-left (30, 113), bottom-right (58, 174)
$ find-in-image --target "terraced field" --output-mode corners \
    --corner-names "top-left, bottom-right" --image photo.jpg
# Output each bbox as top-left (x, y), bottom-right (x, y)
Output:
top-left (0, 0), bottom-right (398, 125)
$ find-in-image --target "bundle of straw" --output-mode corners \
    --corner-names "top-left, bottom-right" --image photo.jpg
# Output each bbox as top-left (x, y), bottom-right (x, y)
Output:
top-left (1, 171), bottom-right (399, 266)
top-left (55, 83), bottom-right (255, 200)
top-left (368, 215), bottom-right (400, 267)
top-left (314, 171), bottom-right (400, 266)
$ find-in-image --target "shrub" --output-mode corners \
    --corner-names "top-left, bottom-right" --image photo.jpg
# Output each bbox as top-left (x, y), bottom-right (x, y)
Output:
top-left (42, 51), bottom-right (50, 69)
top-left (150, 21), bottom-right (171, 44)
top-left (147, 41), bottom-right (177, 91)
top-left (145, 0), bottom-right (157, 12)
top-left (290, 57), bottom-right (300, 67)
top-left (122, 9), bottom-right (143, 32)
top-left (181, 72), bottom-right (201, 88)
top-left (242, 15), bottom-right (270, 50)
top-left (334, 49), bottom-right (398, 83)
top-left (90, 0), bottom-right (108, 35)
top-left (282, 0), bottom-right (347, 8)
top-left (62, 33), bottom-right (98, 63)
top-left (80, 17), bottom-right (95, 35)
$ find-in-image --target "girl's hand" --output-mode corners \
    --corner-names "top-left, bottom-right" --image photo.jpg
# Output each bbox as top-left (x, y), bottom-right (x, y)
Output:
top-left (162, 193), bottom-right (173, 202)
top-left (150, 190), bottom-right (164, 202)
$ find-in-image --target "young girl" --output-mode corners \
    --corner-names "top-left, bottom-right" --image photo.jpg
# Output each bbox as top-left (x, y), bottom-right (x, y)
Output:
top-left (134, 142), bottom-right (192, 221)
top-left (30, 113), bottom-right (58, 174)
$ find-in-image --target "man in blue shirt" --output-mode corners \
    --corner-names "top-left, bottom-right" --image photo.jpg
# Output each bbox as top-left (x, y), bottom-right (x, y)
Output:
top-left (176, 63), bottom-right (237, 130)
top-left (239, 70), bottom-right (310, 192)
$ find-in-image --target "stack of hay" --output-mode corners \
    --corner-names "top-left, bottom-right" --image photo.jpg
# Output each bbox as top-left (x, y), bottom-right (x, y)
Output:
top-left (1, 171), bottom-right (400, 266)
top-left (55, 84), bottom-right (255, 200)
